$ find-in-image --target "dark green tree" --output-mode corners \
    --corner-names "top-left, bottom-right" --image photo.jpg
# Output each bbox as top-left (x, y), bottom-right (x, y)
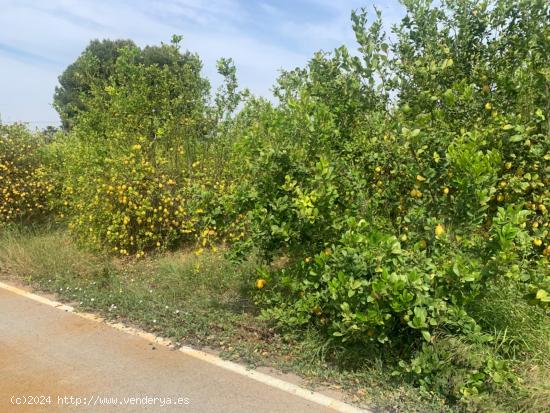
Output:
top-left (53, 39), bottom-right (136, 130)
top-left (53, 36), bottom-right (205, 130)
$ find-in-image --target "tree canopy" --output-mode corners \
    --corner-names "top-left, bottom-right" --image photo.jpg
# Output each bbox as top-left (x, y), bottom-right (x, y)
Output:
top-left (53, 36), bottom-right (204, 130)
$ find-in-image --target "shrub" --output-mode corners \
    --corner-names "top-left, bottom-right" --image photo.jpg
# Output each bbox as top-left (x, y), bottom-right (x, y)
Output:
top-left (60, 38), bottom-right (244, 255)
top-left (231, 0), bottom-right (549, 405)
top-left (0, 123), bottom-right (59, 225)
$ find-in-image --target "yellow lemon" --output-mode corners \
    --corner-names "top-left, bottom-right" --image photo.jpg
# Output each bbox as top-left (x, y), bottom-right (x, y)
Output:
top-left (256, 278), bottom-right (267, 289)
top-left (410, 188), bottom-right (422, 198)
top-left (533, 238), bottom-right (543, 247)
top-left (485, 102), bottom-right (492, 110)
top-left (435, 224), bottom-right (445, 237)
top-left (442, 187), bottom-right (449, 195)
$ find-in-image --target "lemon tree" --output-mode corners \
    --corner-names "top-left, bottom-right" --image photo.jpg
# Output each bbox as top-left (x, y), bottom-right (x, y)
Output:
top-left (0, 123), bottom-right (59, 225)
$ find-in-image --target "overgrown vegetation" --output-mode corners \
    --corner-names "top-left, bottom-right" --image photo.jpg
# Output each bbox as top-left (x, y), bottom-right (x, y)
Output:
top-left (1, 1), bottom-right (549, 411)
top-left (0, 123), bottom-right (60, 224)
top-left (0, 226), bottom-right (451, 412)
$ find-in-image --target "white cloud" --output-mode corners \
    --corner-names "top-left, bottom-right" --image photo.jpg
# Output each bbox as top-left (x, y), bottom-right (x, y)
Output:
top-left (0, 0), bottom-right (405, 126)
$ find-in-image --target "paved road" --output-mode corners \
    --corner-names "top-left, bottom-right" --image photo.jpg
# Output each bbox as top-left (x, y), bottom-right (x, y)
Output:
top-left (0, 287), bottom-right (342, 413)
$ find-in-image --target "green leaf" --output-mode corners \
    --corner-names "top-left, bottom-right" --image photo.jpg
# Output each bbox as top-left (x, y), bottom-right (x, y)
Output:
top-left (492, 371), bottom-right (504, 383)
top-left (421, 330), bottom-right (431, 342)
top-left (509, 134), bottom-right (524, 142)
top-left (536, 289), bottom-right (550, 302)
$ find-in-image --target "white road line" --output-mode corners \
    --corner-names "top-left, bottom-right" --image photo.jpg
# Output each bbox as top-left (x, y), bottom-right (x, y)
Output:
top-left (0, 281), bottom-right (371, 413)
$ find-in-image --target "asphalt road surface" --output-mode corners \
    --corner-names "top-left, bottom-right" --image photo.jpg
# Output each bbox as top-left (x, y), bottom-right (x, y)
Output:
top-left (0, 286), bottom-right (352, 413)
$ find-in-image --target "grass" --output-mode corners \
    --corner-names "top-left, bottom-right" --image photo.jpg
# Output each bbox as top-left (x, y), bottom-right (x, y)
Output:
top-left (464, 282), bottom-right (550, 412)
top-left (1, 225), bottom-right (548, 413)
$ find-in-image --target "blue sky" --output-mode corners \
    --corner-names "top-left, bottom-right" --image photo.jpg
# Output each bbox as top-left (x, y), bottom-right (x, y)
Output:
top-left (0, 0), bottom-right (404, 127)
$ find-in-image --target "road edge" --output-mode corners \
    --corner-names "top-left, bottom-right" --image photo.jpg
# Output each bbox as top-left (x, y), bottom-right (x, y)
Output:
top-left (0, 281), bottom-right (371, 413)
